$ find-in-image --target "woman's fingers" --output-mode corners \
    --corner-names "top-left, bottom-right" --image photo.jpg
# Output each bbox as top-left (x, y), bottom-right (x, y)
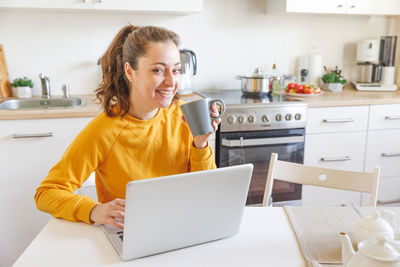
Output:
top-left (109, 209), bottom-right (125, 219)
top-left (211, 104), bottom-right (220, 118)
top-left (107, 217), bottom-right (124, 230)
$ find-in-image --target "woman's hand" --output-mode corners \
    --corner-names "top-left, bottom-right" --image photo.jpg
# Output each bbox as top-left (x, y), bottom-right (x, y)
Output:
top-left (193, 103), bottom-right (222, 148)
top-left (90, 198), bottom-right (125, 229)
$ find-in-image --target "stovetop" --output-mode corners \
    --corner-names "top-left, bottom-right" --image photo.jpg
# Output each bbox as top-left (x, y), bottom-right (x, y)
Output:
top-left (196, 90), bottom-right (307, 132)
top-left (196, 89), bottom-right (304, 107)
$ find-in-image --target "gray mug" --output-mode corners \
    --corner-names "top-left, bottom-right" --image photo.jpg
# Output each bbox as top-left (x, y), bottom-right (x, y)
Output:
top-left (180, 98), bottom-right (226, 137)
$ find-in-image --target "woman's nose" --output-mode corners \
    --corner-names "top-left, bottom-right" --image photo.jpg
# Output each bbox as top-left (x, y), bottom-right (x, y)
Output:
top-left (164, 71), bottom-right (176, 87)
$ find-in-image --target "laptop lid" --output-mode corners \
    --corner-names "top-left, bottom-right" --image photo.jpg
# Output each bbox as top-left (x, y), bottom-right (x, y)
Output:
top-left (121, 164), bottom-right (253, 260)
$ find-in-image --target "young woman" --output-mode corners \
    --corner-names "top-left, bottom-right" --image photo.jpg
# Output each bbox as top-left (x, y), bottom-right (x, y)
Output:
top-left (35, 25), bottom-right (220, 230)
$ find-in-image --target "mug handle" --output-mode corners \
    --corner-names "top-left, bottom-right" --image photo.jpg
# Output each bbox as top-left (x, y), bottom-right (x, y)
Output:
top-left (209, 99), bottom-right (226, 121)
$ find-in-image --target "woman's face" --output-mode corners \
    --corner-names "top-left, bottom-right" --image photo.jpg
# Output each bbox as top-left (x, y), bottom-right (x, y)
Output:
top-left (127, 41), bottom-right (181, 113)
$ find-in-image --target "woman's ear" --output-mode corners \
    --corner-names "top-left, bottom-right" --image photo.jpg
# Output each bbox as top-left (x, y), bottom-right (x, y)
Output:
top-left (124, 62), bottom-right (134, 82)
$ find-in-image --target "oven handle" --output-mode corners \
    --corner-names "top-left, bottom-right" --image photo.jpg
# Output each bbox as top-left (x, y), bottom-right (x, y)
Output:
top-left (221, 136), bottom-right (304, 147)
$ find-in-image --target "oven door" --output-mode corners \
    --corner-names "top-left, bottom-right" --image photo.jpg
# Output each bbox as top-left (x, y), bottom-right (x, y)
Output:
top-left (217, 128), bottom-right (304, 206)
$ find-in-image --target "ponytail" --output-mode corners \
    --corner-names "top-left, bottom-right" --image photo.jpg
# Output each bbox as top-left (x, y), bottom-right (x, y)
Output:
top-left (95, 24), bottom-right (180, 117)
top-left (96, 25), bottom-right (137, 117)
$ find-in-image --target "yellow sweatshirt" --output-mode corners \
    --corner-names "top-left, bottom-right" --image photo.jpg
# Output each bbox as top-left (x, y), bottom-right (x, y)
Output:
top-left (35, 100), bottom-right (216, 224)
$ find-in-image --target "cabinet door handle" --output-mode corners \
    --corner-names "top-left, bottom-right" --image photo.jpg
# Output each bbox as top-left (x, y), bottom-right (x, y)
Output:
top-left (337, 4), bottom-right (343, 8)
top-left (381, 152), bottom-right (400, 158)
top-left (385, 116), bottom-right (400, 120)
top-left (322, 118), bottom-right (354, 123)
top-left (12, 132), bottom-right (53, 139)
top-left (377, 199), bottom-right (400, 205)
top-left (350, 5), bottom-right (356, 8)
top-left (320, 156), bottom-right (351, 162)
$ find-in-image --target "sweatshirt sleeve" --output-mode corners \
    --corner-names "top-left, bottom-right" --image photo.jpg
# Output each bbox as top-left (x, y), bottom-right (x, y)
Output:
top-left (34, 117), bottom-right (112, 224)
top-left (189, 141), bottom-right (216, 172)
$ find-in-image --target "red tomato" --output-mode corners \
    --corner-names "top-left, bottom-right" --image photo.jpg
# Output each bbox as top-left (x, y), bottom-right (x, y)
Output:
top-left (287, 83), bottom-right (296, 89)
top-left (303, 87), bottom-right (313, 94)
top-left (295, 84), bottom-right (304, 91)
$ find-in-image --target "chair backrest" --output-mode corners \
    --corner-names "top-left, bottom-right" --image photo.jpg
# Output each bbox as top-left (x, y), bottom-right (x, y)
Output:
top-left (262, 153), bottom-right (381, 207)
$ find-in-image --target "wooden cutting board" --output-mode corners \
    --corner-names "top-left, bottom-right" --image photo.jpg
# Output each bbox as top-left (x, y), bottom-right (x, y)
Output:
top-left (0, 44), bottom-right (12, 98)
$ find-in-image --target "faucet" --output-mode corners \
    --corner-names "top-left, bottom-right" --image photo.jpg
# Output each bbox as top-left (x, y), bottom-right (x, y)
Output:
top-left (39, 73), bottom-right (51, 99)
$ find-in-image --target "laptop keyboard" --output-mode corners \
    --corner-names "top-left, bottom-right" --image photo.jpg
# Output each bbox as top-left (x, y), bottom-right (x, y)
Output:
top-left (117, 231), bottom-right (124, 241)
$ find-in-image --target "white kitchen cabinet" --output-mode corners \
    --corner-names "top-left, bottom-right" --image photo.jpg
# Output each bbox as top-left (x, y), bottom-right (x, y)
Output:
top-left (265, 0), bottom-right (400, 15)
top-left (0, 0), bottom-right (91, 9)
top-left (303, 106), bottom-right (369, 206)
top-left (368, 104), bottom-right (400, 131)
top-left (0, 0), bottom-right (203, 14)
top-left (362, 104), bottom-right (400, 206)
top-left (376, 176), bottom-right (400, 206)
top-left (365, 129), bottom-right (400, 177)
top-left (0, 117), bottom-right (93, 267)
top-left (306, 106), bottom-right (369, 134)
top-left (303, 132), bottom-right (367, 206)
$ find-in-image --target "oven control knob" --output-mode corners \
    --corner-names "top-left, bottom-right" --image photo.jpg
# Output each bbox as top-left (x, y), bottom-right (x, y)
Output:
top-left (248, 115), bottom-right (255, 123)
top-left (275, 114), bottom-right (282, 121)
top-left (238, 116), bottom-right (245, 124)
top-left (227, 115), bottom-right (236, 124)
top-left (261, 115), bottom-right (269, 122)
top-left (285, 114), bottom-right (292, 121)
top-left (295, 113), bottom-right (302, 120)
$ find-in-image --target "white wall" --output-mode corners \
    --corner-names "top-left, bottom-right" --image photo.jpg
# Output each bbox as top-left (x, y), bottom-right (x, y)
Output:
top-left (0, 0), bottom-right (389, 96)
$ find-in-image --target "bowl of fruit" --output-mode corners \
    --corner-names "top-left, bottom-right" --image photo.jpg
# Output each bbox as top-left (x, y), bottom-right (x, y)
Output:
top-left (285, 83), bottom-right (322, 97)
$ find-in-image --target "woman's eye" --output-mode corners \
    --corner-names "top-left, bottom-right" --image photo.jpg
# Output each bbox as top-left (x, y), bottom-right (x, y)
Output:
top-left (173, 69), bottom-right (181, 74)
top-left (153, 69), bottom-right (164, 74)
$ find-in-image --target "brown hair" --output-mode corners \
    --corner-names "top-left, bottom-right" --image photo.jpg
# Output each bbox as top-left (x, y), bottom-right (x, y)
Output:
top-left (96, 25), bottom-right (180, 117)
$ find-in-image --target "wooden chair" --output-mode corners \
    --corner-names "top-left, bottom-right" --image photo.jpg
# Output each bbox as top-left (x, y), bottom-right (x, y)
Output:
top-left (262, 153), bottom-right (381, 207)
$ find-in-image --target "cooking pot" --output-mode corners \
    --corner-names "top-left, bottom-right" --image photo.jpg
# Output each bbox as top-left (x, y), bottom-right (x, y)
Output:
top-left (236, 67), bottom-right (275, 96)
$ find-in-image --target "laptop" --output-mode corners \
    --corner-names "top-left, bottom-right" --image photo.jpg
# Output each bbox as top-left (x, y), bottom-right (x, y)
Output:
top-left (100, 164), bottom-right (253, 261)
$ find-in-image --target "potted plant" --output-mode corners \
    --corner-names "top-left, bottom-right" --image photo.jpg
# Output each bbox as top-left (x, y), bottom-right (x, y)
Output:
top-left (321, 67), bottom-right (347, 93)
top-left (11, 77), bottom-right (33, 98)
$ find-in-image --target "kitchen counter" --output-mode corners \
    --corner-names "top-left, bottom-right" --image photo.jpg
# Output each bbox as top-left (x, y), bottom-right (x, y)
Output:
top-left (0, 94), bottom-right (202, 120)
top-left (1, 87), bottom-right (399, 120)
top-left (287, 86), bottom-right (400, 107)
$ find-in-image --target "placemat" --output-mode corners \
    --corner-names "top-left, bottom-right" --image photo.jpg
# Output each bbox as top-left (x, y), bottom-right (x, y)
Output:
top-left (285, 206), bottom-right (400, 267)
top-left (284, 206), bottom-right (360, 265)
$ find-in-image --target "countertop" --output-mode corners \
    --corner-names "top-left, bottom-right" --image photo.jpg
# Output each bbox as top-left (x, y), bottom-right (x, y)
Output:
top-left (287, 85), bottom-right (400, 108)
top-left (0, 94), bottom-right (202, 120)
top-left (13, 207), bottom-right (306, 267)
top-left (1, 87), bottom-right (400, 120)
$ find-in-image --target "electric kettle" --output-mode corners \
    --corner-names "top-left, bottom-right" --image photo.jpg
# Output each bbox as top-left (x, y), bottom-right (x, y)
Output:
top-left (178, 49), bottom-right (197, 95)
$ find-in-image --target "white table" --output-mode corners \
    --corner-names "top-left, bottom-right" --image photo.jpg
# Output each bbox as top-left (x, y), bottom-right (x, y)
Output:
top-left (13, 208), bottom-right (306, 267)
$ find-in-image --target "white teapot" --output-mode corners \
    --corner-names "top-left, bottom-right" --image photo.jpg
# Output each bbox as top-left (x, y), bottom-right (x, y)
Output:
top-left (340, 232), bottom-right (400, 267)
top-left (353, 210), bottom-right (395, 245)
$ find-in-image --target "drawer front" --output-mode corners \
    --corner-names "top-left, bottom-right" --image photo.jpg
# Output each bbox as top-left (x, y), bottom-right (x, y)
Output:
top-left (0, 117), bottom-right (92, 136)
top-left (365, 129), bottom-right (400, 177)
top-left (305, 132), bottom-right (366, 172)
top-left (369, 104), bottom-right (400, 130)
top-left (376, 176), bottom-right (400, 205)
top-left (306, 106), bottom-right (369, 134)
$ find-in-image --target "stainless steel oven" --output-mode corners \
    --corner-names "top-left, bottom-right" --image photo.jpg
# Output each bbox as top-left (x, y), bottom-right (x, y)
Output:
top-left (198, 90), bottom-right (307, 206)
top-left (217, 128), bottom-right (304, 205)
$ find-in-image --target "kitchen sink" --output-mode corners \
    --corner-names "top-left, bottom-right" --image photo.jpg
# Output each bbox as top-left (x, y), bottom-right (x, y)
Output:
top-left (0, 97), bottom-right (86, 110)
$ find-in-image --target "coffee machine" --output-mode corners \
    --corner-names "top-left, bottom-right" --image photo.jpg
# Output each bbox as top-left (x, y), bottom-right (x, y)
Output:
top-left (178, 49), bottom-right (197, 95)
top-left (354, 36), bottom-right (397, 91)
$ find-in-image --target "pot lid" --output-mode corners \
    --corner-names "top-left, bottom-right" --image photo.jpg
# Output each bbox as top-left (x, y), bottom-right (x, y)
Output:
top-left (237, 67), bottom-right (270, 79)
top-left (358, 211), bottom-right (393, 233)
top-left (360, 237), bottom-right (400, 262)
